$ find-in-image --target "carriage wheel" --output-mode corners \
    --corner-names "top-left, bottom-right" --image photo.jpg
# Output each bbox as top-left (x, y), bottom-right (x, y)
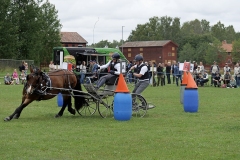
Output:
top-left (131, 94), bottom-right (147, 117)
top-left (76, 98), bottom-right (97, 116)
top-left (98, 96), bottom-right (113, 118)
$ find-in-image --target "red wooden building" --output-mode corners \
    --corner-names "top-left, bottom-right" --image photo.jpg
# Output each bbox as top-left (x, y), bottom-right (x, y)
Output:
top-left (120, 40), bottom-right (178, 64)
top-left (61, 32), bottom-right (87, 47)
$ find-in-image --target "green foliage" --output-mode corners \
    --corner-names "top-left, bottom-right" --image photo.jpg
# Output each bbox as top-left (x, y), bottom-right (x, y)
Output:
top-left (204, 38), bottom-right (227, 64)
top-left (178, 43), bottom-right (195, 62)
top-left (232, 39), bottom-right (240, 62)
top-left (0, 0), bottom-right (62, 64)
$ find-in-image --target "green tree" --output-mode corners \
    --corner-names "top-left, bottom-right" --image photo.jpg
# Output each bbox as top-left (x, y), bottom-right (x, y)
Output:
top-left (231, 39), bottom-right (240, 63)
top-left (211, 21), bottom-right (226, 41)
top-left (0, 0), bottom-right (61, 64)
top-left (194, 42), bottom-right (209, 64)
top-left (0, 0), bottom-right (19, 59)
top-left (225, 25), bottom-right (236, 43)
top-left (178, 43), bottom-right (195, 62)
top-left (204, 38), bottom-right (226, 65)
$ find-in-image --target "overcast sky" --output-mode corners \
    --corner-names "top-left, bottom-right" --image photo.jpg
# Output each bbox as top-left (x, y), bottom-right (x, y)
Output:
top-left (48, 0), bottom-right (240, 45)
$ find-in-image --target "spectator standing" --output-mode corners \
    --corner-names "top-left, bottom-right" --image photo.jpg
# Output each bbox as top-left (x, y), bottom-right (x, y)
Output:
top-left (156, 63), bottom-right (164, 86)
top-left (149, 61), bottom-right (156, 86)
top-left (24, 62), bottom-right (28, 75)
top-left (210, 61), bottom-right (220, 86)
top-left (198, 62), bottom-right (204, 74)
top-left (166, 62), bottom-right (171, 84)
top-left (49, 61), bottom-right (55, 71)
top-left (193, 61), bottom-right (198, 71)
top-left (20, 61), bottom-right (25, 73)
top-left (12, 69), bottom-right (19, 85)
top-left (79, 61), bottom-right (87, 84)
top-left (126, 61), bottom-right (133, 83)
top-left (171, 61), bottom-right (176, 84)
top-left (20, 70), bottom-right (26, 84)
top-left (233, 63), bottom-right (240, 87)
top-left (223, 63), bottom-right (231, 75)
top-left (91, 60), bottom-right (99, 78)
top-left (223, 70), bottom-right (231, 85)
top-left (4, 73), bottom-right (14, 85)
top-left (173, 62), bottom-right (182, 86)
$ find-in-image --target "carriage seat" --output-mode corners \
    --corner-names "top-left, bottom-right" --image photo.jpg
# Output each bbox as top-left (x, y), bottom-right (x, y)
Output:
top-left (105, 75), bottom-right (118, 85)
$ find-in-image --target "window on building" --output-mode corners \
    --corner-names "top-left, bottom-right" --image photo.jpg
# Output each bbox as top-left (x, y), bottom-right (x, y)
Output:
top-left (172, 53), bottom-right (175, 56)
top-left (140, 48), bottom-right (143, 51)
top-left (65, 44), bottom-right (68, 47)
top-left (140, 53), bottom-right (143, 56)
top-left (168, 52), bottom-right (172, 56)
top-left (228, 52), bottom-right (231, 55)
top-left (128, 48), bottom-right (131, 51)
top-left (72, 44), bottom-right (75, 47)
top-left (172, 47), bottom-right (175, 51)
top-left (128, 53), bottom-right (131, 57)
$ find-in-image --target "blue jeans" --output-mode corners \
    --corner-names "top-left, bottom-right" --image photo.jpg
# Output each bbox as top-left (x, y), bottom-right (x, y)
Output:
top-left (236, 76), bottom-right (240, 87)
top-left (80, 72), bottom-right (86, 84)
top-left (128, 72), bottom-right (133, 83)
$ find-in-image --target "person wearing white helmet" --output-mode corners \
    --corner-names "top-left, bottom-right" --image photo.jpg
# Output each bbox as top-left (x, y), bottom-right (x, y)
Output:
top-left (95, 52), bottom-right (121, 89)
top-left (129, 54), bottom-right (149, 94)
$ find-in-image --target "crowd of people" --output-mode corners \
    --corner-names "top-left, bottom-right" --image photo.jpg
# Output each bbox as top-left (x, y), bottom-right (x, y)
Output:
top-left (126, 60), bottom-right (240, 88)
top-left (6, 58), bottom-right (239, 90)
top-left (4, 61), bottom-right (28, 85)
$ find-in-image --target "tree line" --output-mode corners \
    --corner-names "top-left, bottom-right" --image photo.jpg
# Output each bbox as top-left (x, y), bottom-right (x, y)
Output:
top-left (1, 1), bottom-right (240, 66)
top-left (92, 16), bottom-right (240, 65)
top-left (0, 0), bottom-right (61, 65)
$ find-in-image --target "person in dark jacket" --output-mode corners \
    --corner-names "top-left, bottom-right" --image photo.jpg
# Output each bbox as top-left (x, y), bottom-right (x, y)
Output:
top-left (157, 63), bottom-right (164, 86)
top-left (166, 62), bottom-right (171, 84)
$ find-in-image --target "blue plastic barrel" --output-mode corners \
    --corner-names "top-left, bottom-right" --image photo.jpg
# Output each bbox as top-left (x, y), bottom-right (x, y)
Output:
top-left (180, 84), bottom-right (187, 104)
top-left (183, 88), bottom-right (198, 112)
top-left (57, 93), bottom-right (63, 107)
top-left (114, 93), bottom-right (132, 121)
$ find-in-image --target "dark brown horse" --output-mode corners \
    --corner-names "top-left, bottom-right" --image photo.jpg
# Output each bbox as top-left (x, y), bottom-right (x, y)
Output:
top-left (4, 66), bottom-right (86, 121)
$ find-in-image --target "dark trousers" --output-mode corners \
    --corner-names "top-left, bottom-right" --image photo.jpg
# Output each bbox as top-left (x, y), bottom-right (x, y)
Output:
top-left (157, 75), bottom-right (164, 86)
top-left (166, 73), bottom-right (171, 84)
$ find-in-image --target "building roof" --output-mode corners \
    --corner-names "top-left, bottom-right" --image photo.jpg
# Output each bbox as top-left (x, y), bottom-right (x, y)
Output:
top-left (61, 32), bottom-right (87, 43)
top-left (221, 40), bottom-right (232, 52)
top-left (120, 40), bottom-right (178, 47)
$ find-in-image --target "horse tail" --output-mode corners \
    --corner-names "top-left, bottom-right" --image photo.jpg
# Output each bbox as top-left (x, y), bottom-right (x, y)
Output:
top-left (73, 75), bottom-right (86, 111)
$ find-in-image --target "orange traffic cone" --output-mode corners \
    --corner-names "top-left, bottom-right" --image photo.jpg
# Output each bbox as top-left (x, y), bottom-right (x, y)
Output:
top-left (181, 71), bottom-right (188, 85)
top-left (186, 73), bottom-right (198, 89)
top-left (115, 73), bottom-right (130, 93)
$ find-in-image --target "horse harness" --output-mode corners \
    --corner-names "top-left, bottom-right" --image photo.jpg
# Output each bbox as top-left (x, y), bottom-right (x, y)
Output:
top-left (27, 70), bottom-right (73, 98)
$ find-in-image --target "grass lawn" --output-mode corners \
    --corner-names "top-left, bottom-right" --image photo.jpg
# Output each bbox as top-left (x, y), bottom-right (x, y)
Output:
top-left (0, 82), bottom-right (240, 160)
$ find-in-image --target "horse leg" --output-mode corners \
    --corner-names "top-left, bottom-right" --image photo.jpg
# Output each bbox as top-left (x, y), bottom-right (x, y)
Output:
top-left (55, 103), bottom-right (67, 118)
top-left (4, 99), bottom-right (34, 122)
top-left (67, 97), bottom-right (76, 115)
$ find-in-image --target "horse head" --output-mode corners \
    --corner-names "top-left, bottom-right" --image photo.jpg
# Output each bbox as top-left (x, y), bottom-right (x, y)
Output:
top-left (26, 68), bottom-right (44, 94)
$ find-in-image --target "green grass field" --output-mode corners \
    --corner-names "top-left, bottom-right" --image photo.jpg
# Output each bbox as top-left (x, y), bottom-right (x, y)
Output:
top-left (1, 82), bottom-right (240, 160)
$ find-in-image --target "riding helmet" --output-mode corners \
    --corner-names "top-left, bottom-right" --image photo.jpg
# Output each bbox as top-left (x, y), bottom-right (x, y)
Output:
top-left (134, 54), bottom-right (143, 61)
top-left (112, 52), bottom-right (120, 59)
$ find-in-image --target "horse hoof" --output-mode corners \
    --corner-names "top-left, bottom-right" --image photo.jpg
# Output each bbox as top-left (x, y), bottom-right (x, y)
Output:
top-left (4, 117), bottom-right (11, 122)
top-left (55, 114), bottom-right (62, 118)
